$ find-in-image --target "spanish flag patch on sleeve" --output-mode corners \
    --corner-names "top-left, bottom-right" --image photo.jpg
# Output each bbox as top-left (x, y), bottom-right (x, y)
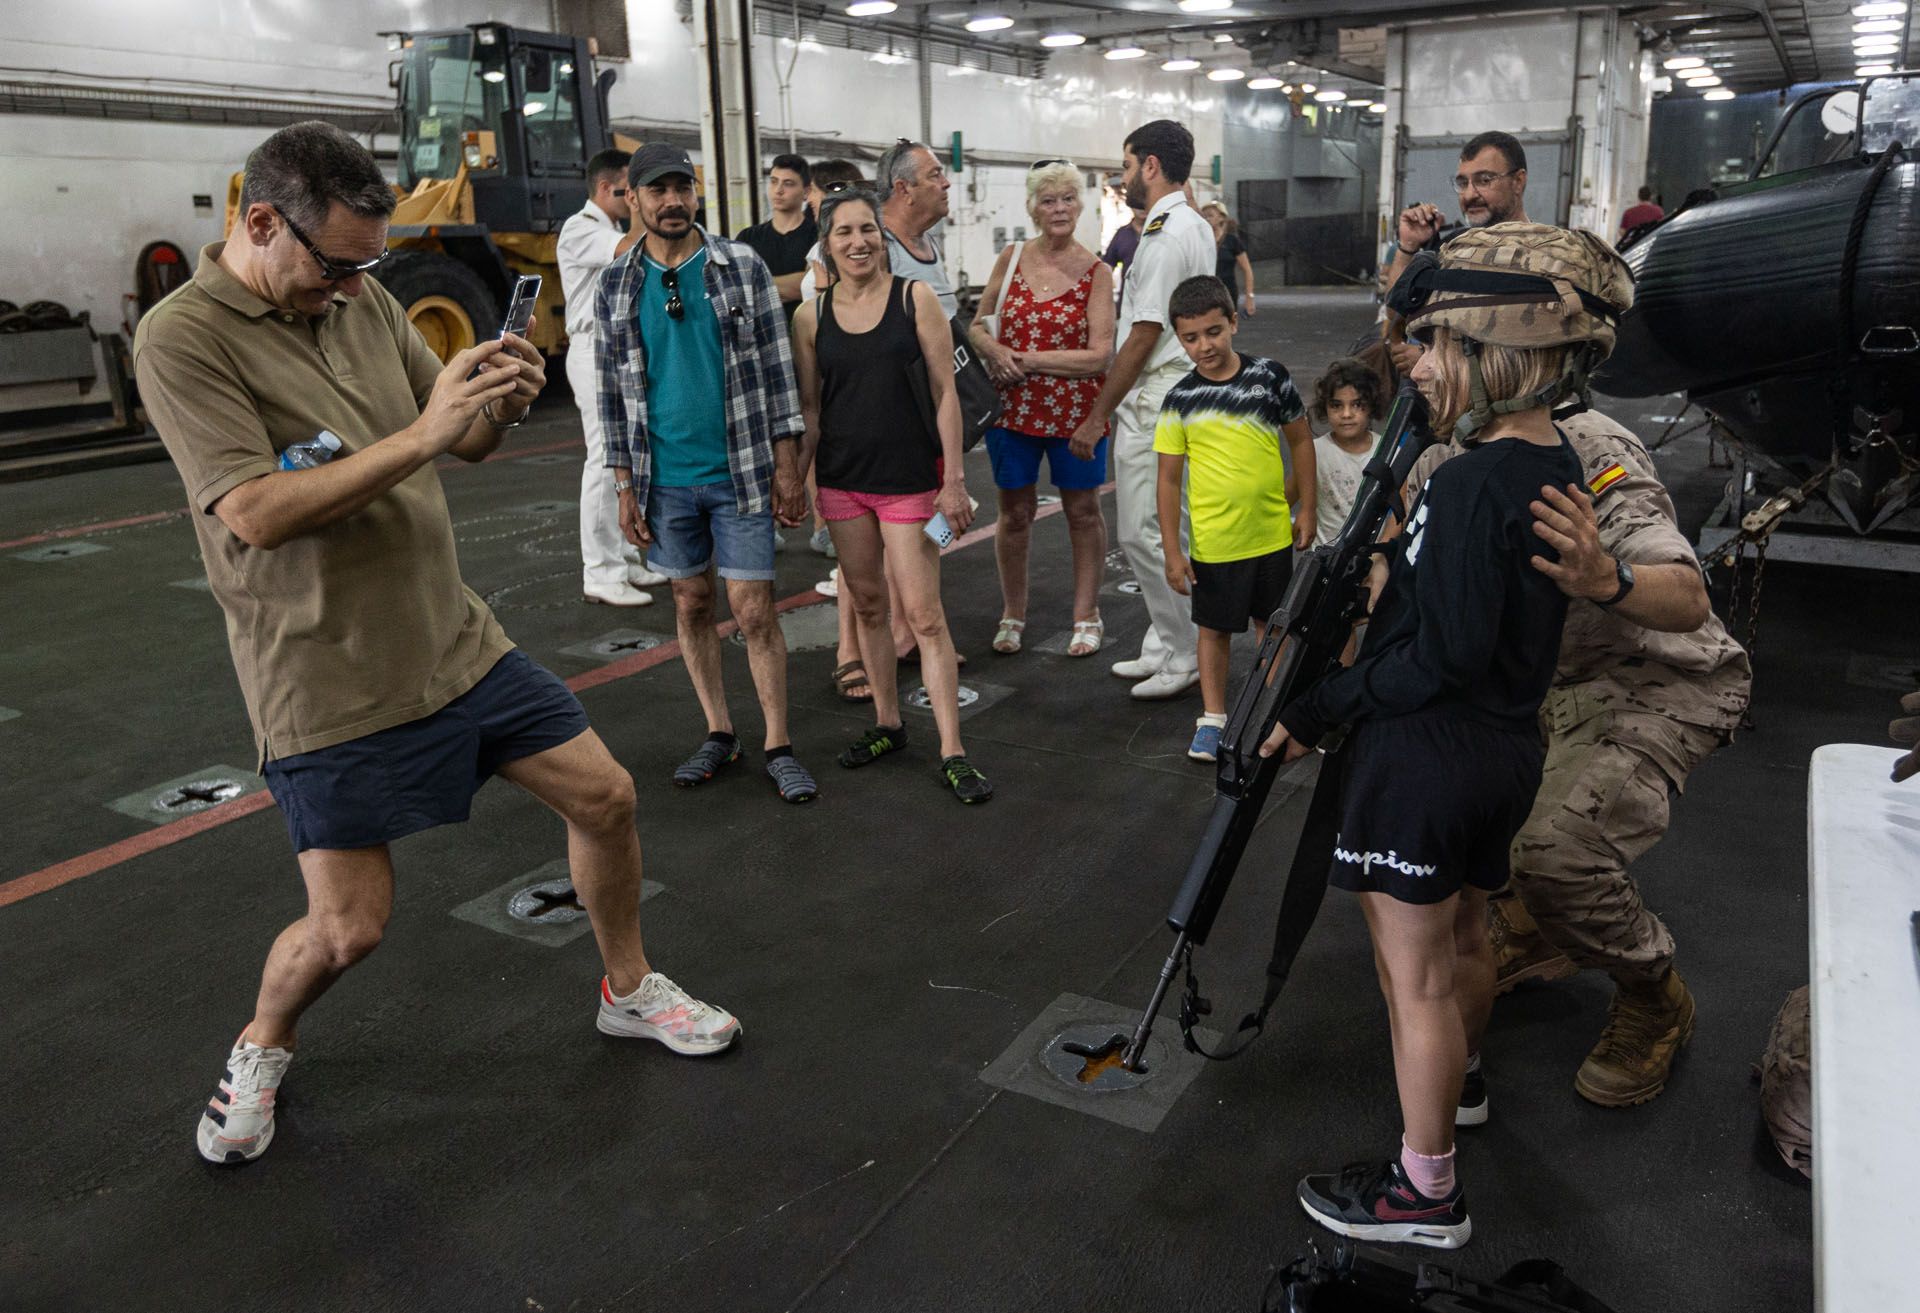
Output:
top-left (1589, 462), bottom-right (1628, 496)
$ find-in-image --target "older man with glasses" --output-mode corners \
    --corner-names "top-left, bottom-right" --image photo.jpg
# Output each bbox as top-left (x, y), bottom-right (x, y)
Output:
top-left (559, 146), bottom-right (670, 607)
top-left (132, 122), bottom-right (744, 1166)
top-left (1381, 129), bottom-right (1533, 371)
top-left (594, 143), bottom-right (820, 803)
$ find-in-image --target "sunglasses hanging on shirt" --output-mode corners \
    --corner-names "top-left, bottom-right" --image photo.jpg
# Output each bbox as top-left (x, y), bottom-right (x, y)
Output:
top-left (660, 266), bottom-right (685, 321)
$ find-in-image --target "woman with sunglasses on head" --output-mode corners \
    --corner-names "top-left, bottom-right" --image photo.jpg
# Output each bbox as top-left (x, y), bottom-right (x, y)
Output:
top-left (967, 158), bottom-right (1116, 660)
top-left (792, 188), bottom-right (992, 804)
top-left (1260, 224), bottom-right (1631, 1249)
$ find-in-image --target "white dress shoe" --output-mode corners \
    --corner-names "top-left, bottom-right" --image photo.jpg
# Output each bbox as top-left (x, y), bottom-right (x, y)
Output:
top-left (583, 580), bottom-right (654, 607)
top-left (628, 564), bottom-right (670, 586)
top-left (1130, 666), bottom-right (1199, 700)
top-left (1110, 655), bottom-right (1161, 680)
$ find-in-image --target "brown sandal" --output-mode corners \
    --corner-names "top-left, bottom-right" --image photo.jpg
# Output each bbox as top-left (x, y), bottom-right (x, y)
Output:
top-left (832, 660), bottom-right (873, 703)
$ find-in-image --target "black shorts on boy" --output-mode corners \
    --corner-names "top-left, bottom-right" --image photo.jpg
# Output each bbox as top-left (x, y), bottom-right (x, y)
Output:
top-left (1191, 547), bottom-right (1294, 633)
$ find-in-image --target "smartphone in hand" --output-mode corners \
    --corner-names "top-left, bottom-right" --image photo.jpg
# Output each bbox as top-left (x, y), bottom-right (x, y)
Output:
top-left (924, 511), bottom-right (955, 549)
top-left (471, 274), bottom-right (541, 378)
top-left (500, 274), bottom-right (540, 338)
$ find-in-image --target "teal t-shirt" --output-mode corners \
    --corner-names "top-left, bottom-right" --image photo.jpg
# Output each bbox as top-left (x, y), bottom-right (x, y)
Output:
top-left (639, 249), bottom-right (729, 488)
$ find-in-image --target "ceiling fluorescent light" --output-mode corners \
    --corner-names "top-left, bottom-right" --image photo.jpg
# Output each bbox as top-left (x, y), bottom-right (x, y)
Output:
top-left (845, 1), bottom-right (897, 15)
top-left (1854, 17), bottom-right (1903, 32)
top-left (1704, 88), bottom-right (1736, 100)
top-left (1663, 55), bottom-right (1705, 70)
top-left (1852, 2), bottom-right (1907, 15)
top-left (1207, 67), bottom-right (1246, 81)
top-left (1106, 46), bottom-right (1147, 60)
top-left (965, 15), bottom-right (1014, 33)
top-left (1040, 32), bottom-right (1086, 48)
top-left (1857, 63), bottom-right (1896, 75)
top-left (1178, 0), bottom-right (1233, 11)
top-left (1247, 76), bottom-right (1282, 89)
top-left (1162, 57), bottom-right (1201, 71)
top-left (1314, 88), bottom-right (1346, 102)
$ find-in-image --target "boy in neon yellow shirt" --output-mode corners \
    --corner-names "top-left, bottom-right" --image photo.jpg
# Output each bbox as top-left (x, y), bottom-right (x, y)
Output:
top-left (1154, 275), bottom-right (1317, 762)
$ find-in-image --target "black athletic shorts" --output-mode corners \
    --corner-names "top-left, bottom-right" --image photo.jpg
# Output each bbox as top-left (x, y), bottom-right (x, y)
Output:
top-left (1329, 708), bottom-right (1544, 905)
top-left (1191, 547), bottom-right (1295, 633)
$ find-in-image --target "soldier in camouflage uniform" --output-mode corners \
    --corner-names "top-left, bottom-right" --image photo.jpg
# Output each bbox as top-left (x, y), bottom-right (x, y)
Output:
top-left (1407, 371), bottom-right (1751, 1109)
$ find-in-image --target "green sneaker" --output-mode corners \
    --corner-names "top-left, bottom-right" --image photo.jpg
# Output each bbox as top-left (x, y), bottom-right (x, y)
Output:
top-left (838, 724), bottom-right (908, 768)
top-left (941, 755), bottom-right (993, 804)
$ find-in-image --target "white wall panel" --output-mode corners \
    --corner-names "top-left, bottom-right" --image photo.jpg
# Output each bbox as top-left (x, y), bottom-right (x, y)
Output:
top-left (1, 118), bottom-right (268, 331)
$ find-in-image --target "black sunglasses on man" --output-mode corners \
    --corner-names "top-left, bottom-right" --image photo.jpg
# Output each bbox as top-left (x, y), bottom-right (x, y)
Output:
top-left (274, 206), bottom-right (392, 283)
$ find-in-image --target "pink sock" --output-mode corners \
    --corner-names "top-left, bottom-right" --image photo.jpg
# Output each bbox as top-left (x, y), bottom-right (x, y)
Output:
top-left (1400, 1138), bottom-right (1457, 1199)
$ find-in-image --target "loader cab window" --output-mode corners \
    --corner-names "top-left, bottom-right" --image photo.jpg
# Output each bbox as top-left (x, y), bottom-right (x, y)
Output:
top-left (398, 33), bottom-right (509, 186)
top-left (513, 46), bottom-right (586, 177)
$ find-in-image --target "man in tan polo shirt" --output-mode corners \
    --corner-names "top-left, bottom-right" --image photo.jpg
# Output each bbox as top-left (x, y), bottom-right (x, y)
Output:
top-left (133, 122), bottom-right (740, 1167)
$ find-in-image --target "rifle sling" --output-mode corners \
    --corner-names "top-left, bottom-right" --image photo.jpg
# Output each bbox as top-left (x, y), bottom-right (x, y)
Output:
top-left (1246, 747), bottom-right (1344, 1031)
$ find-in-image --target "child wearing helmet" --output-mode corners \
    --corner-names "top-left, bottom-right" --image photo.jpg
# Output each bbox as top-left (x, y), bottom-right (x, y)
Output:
top-left (1258, 222), bottom-right (1634, 1249)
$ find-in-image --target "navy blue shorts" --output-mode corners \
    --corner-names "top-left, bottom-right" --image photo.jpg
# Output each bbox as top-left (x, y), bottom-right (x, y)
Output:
top-left (263, 650), bottom-right (590, 853)
top-left (1329, 709), bottom-right (1542, 905)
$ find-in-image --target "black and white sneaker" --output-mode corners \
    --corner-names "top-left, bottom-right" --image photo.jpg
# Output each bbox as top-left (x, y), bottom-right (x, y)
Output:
top-left (1297, 1156), bottom-right (1472, 1249)
top-left (1457, 1063), bottom-right (1488, 1127)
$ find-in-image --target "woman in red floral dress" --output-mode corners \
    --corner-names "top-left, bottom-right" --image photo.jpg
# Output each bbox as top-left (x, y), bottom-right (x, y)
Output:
top-left (967, 160), bottom-right (1117, 657)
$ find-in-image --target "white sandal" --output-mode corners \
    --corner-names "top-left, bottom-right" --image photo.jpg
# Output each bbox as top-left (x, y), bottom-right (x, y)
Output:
top-left (1067, 617), bottom-right (1104, 657)
top-left (992, 617), bottom-right (1026, 654)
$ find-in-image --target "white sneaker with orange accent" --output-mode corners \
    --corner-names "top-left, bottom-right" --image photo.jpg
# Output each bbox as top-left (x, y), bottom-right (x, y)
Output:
top-left (595, 973), bottom-right (741, 1055)
top-left (196, 1035), bottom-right (293, 1165)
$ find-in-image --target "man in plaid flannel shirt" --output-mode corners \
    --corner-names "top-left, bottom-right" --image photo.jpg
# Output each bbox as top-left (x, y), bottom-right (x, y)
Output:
top-left (593, 144), bottom-right (818, 803)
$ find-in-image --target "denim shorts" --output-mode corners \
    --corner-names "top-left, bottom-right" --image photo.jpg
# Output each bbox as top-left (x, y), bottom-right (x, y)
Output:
top-left (984, 427), bottom-right (1109, 492)
top-left (644, 481), bottom-right (776, 581)
top-left (262, 650), bottom-right (590, 853)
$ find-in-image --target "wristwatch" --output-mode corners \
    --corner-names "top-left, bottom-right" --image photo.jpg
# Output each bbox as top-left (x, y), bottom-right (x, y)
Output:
top-left (1596, 558), bottom-right (1635, 607)
top-left (613, 478), bottom-right (633, 494)
top-left (482, 399), bottom-right (527, 429)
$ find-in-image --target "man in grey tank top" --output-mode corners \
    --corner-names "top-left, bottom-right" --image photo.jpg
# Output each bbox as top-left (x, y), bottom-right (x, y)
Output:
top-left (876, 141), bottom-right (958, 317)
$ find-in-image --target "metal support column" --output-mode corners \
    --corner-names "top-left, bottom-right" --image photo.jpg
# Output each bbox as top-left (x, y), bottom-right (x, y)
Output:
top-left (693, 0), bottom-right (762, 235)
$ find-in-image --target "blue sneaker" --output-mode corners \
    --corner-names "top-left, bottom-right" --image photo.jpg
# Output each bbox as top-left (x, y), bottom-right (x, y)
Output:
top-left (1188, 717), bottom-right (1226, 762)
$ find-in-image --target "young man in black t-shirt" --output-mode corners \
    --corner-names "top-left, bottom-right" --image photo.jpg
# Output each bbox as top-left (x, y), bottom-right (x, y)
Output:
top-left (1261, 223), bottom-right (1635, 1250)
top-left (735, 153), bottom-right (818, 325)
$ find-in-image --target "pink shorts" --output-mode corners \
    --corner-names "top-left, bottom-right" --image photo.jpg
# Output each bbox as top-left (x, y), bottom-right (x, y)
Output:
top-left (816, 484), bottom-right (938, 524)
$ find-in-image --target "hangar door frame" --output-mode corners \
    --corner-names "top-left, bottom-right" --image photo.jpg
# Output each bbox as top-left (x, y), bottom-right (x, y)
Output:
top-left (1392, 122), bottom-right (1581, 229)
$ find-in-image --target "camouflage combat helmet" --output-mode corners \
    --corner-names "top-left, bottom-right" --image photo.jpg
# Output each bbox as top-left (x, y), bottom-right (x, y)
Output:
top-left (1387, 221), bottom-right (1635, 440)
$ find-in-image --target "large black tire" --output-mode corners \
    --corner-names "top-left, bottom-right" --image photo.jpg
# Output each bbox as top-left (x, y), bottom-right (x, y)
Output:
top-left (377, 251), bottom-right (498, 363)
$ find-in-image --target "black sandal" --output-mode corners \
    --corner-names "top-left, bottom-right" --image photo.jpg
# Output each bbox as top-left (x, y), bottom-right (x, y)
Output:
top-left (832, 660), bottom-right (872, 703)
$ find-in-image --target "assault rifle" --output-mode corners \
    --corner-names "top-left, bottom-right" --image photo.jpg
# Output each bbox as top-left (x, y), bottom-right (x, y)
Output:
top-left (1074, 381), bottom-right (1435, 1074)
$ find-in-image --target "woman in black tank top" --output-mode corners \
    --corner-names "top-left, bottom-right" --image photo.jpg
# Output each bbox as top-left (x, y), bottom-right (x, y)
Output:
top-left (792, 189), bottom-right (991, 803)
top-left (813, 276), bottom-right (939, 494)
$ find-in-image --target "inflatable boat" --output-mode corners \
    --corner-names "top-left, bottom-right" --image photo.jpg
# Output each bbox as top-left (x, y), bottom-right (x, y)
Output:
top-left (1597, 74), bottom-right (1920, 532)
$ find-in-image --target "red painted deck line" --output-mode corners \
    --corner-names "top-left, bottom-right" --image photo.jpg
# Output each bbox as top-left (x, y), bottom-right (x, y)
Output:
top-left (0, 477), bottom-right (1107, 908)
top-left (0, 437), bottom-right (585, 552)
top-left (0, 792), bottom-right (278, 909)
top-left (0, 509), bottom-right (186, 551)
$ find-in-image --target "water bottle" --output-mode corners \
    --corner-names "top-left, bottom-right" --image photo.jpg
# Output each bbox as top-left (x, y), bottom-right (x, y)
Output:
top-left (279, 430), bottom-right (343, 471)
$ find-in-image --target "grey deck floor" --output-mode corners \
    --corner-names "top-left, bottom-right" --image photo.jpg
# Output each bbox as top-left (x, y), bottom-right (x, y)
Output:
top-left (1, 287), bottom-right (1877, 1312)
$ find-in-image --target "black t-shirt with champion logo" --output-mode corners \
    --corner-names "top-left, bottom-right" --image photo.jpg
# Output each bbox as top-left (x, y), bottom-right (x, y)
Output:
top-left (1282, 431), bottom-right (1583, 745)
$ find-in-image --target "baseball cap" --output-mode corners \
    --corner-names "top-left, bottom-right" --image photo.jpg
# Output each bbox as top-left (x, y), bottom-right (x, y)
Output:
top-left (629, 143), bottom-right (696, 188)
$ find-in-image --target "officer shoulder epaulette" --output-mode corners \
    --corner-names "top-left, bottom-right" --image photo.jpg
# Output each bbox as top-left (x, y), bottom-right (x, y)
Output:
top-left (1143, 214), bottom-right (1168, 236)
top-left (1589, 461), bottom-right (1629, 497)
